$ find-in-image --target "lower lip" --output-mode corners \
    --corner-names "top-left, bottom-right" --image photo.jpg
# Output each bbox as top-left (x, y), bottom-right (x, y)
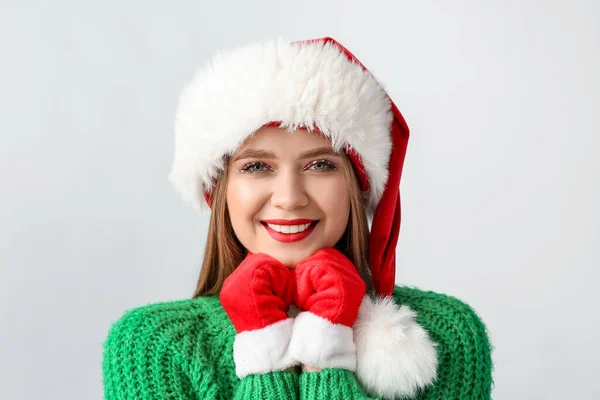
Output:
top-left (262, 222), bottom-right (318, 243)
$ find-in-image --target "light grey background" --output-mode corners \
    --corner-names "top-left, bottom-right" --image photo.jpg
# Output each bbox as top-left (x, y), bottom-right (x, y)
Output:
top-left (1, 1), bottom-right (598, 399)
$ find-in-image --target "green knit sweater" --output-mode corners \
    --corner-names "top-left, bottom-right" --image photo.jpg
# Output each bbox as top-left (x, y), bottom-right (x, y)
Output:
top-left (102, 286), bottom-right (493, 399)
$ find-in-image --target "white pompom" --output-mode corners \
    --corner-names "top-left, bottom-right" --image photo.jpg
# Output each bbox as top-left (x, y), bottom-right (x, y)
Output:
top-left (353, 295), bottom-right (438, 399)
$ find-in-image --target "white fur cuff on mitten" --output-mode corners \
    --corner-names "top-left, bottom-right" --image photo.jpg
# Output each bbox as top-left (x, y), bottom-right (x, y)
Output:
top-left (288, 311), bottom-right (357, 371)
top-left (233, 317), bottom-right (297, 378)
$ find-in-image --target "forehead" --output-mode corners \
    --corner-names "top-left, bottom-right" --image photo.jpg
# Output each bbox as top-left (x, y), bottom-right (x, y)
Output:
top-left (236, 126), bottom-right (334, 154)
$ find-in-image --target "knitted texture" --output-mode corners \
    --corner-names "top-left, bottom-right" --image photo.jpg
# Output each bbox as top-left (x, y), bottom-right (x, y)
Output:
top-left (301, 369), bottom-right (376, 399)
top-left (102, 286), bottom-right (493, 399)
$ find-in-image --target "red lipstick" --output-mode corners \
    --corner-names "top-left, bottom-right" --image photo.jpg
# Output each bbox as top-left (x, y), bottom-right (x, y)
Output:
top-left (261, 219), bottom-right (319, 243)
top-left (261, 219), bottom-right (317, 225)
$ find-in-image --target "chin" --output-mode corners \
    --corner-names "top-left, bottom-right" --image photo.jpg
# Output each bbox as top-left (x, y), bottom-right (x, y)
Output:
top-left (273, 253), bottom-right (303, 268)
top-left (264, 248), bottom-right (313, 268)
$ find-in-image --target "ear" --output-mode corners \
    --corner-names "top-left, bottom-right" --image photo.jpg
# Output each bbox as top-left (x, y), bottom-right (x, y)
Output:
top-left (353, 295), bottom-right (438, 399)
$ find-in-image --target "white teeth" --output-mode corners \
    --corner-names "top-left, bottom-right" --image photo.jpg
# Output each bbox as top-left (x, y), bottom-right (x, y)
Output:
top-left (266, 223), bottom-right (313, 234)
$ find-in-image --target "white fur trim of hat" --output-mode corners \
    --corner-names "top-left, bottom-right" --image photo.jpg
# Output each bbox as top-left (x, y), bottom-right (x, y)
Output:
top-left (169, 37), bottom-right (393, 215)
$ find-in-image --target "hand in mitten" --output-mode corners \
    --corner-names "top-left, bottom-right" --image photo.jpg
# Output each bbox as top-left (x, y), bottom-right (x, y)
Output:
top-left (289, 247), bottom-right (366, 371)
top-left (220, 252), bottom-right (298, 378)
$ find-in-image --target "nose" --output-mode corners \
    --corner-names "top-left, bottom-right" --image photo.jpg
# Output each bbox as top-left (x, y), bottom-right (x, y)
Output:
top-left (270, 168), bottom-right (309, 211)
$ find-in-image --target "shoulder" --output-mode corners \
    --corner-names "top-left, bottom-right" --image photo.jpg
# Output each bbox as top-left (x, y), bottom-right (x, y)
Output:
top-left (102, 295), bottom-right (231, 372)
top-left (102, 295), bottom-right (232, 398)
top-left (392, 285), bottom-right (494, 398)
top-left (392, 285), bottom-right (491, 345)
top-left (103, 295), bottom-right (225, 346)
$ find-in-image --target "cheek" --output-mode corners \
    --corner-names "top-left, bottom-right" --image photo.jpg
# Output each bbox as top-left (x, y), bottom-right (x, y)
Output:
top-left (310, 177), bottom-right (351, 235)
top-left (226, 178), bottom-right (266, 232)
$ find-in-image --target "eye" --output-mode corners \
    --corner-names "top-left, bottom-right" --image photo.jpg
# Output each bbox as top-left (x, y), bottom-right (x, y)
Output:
top-left (239, 159), bottom-right (338, 173)
top-left (239, 162), bottom-right (272, 173)
top-left (305, 159), bottom-right (338, 172)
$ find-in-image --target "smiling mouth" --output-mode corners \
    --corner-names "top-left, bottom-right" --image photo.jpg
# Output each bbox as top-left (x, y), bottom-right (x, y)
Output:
top-left (260, 220), bottom-right (320, 243)
top-left (260, 220), bottom-right (319, 234)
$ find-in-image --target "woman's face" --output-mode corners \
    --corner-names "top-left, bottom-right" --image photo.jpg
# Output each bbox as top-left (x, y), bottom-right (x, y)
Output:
top-left (226, 126), bottom-right (351, 267)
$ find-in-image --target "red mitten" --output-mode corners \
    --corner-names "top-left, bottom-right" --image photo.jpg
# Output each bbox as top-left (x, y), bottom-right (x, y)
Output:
top-left (289, 247), bottom-right (366, 371)
top-left (220, 252), bottom-right (297, 378)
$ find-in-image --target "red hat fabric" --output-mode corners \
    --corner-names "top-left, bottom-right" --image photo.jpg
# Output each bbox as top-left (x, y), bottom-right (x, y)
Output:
top-left (304, 38), bottom-right (409, 297)
top-left (170, 37), bottom-right (409, 297)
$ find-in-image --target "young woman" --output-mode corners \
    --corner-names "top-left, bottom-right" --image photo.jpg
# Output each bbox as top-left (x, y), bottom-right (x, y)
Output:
top-left (102, 37), bottom-right (493, 399)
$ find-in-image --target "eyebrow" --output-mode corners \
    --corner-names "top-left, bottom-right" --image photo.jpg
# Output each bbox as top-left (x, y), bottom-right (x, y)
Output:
top-left (232, 147), bottom-right (342, 162)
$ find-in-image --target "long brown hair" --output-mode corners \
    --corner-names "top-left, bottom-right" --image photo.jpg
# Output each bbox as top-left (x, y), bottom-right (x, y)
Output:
top-left (191, 151), bottom-right (373, 298)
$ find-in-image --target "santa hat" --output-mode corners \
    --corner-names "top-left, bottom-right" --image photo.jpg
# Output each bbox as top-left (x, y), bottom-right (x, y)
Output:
top-left (169, 37), bottom-right (437, 398)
